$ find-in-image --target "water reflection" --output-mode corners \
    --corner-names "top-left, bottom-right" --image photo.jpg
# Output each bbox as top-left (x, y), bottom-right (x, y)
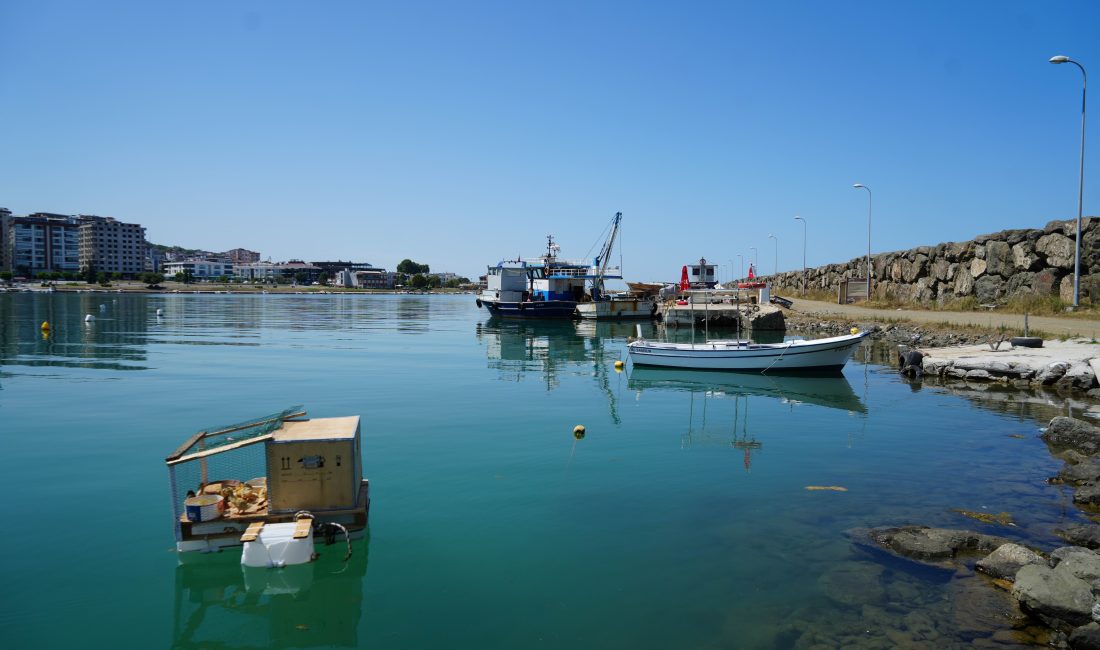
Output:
top-left (628, 367), bottom-right (868, 414)
top-left (172, 542), bottom-right (369, 650)
top-left (0, 293), bottom-right (149, 370)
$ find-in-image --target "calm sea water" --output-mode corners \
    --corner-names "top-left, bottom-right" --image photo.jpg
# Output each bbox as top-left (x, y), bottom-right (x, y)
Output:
top-left (0, 292), bottom-right (1086, 648)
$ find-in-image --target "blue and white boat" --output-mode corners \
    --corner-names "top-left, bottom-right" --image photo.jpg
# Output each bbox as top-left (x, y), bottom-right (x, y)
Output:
top-left (477, 213), bottom-right (637, 319)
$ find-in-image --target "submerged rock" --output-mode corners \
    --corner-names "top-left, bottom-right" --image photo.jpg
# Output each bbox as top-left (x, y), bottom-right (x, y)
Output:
top-left (817, 562), bottom-right (886, 607)
top-left (1069, 622), bottom-right (1100, 650)
top-left (1050, 547), bottom-right (1100, 584)
top-left (862, 525), bottom-right (1012, 566)
top-left (1057, 525), bottom-right (1100, 551)
top-left (1056, 459), bottom-right (1100, 486)
top-left (976, 543), bottom-right (1044, 581)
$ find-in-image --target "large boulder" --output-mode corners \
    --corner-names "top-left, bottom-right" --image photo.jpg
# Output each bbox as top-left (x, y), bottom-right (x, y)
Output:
top-left (817, 562), bottom-right (886, 606)
top-left (1006, 271), bottom-right (1037, 296)
top-left (1012, 563), bottom-right (1096, 630)
top-left (1042, 417), bottom-right (1100, 455)
top-left (971, 257), bottom-right (988, 278)
top-left (976, 543), bottom-right (1045, 580)
top-left (747, 305), bottom-right (785, 331)
top-left (986, 240), bottom-right (1014, 277)
top-left (932, 258), bottom-right (952, 281)
top-left (1056, 459), bottom-right (1100, 486)
top-left (1056, 363), bottom-right (1100, 392)
top-left (1057, 524), bottom-right (1100, 550)
top-left (1013, 242), bottom-right (1043, 271)
top-left (1032, 268), bottom-right (1063, 295)
top-left (905, 254), bottom-right (929, 282)
top-left (1038, 232), bottom-right (1076, 269)
top-left (945, 241), bottom-right (968, 262)
top-left (1038, 362), bottom-right (1072, 385)
top-left (975, 275), bottom-right (1006, 303)
top-left (1050, 547), bottom-right (1100, 583)
top-left (954, 268), bottom-right (975, 296)
top-left (1069, 622), bottom-right (1100, 650)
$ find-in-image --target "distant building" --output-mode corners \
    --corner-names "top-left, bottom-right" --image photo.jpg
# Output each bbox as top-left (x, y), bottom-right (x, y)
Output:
top-left (224, 248), bottom-right (260, 264)
top-left (311, 260), bottom-right (378, 275)
top-left (233, 260), bottom-right (323, 283)
top-left (145, 246), bottom-right (166, 272)
top-left (3, 212), bottom-right (82, 275)
top-left (78, 216), bottom-right (147, 276)
top-left (354, 269), bottom-right (396, 289)
top-left (0, 208), bottom-right (11, 272)
top-left (431, 272), bottom-right (458, 284)
top-left (163, 259), bottom-right (234, 279)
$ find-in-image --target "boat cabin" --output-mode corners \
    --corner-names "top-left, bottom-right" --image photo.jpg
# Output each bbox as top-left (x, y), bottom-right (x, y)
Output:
top-left (687, 258), bottom-right (718, 289)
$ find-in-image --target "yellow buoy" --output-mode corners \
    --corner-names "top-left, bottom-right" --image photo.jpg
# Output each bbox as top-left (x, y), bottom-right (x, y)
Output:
top-left (850, 327), bottom-right (859, 335)
top-left (40, 321), bottom-right (50, 331)
top-left (614, 360), bottom-right (624, 369)
top-left (573, 425), bottom-right (586, 440)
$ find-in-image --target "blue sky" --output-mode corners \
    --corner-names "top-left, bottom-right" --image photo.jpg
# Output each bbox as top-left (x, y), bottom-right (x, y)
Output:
top-left (1, 1), bottom-right (1096, 281)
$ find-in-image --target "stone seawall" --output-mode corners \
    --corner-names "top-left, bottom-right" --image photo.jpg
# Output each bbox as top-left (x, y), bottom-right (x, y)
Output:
top-left (769, 218), bottom-right (1098, 305)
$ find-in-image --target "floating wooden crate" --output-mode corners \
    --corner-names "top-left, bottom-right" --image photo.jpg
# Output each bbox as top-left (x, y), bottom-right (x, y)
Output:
top-left (266, 415), bottom-right (362, 513)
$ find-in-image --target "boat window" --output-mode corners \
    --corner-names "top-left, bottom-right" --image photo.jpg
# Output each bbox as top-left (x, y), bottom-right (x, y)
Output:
top-left (528, 268), bottom-right (546, 279)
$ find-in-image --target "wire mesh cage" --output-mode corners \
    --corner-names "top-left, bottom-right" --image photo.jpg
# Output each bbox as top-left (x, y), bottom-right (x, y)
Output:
top-left (166, 406), bottom-right (304, 541)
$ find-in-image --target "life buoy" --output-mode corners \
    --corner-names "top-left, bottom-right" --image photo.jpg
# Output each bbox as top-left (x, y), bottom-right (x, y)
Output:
top-left (475, 298), bottom-right (483, 308)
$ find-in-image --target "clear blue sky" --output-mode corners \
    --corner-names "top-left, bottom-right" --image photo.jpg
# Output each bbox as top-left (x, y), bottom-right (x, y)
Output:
top-left (1, 1), bottom-right (1096, 281)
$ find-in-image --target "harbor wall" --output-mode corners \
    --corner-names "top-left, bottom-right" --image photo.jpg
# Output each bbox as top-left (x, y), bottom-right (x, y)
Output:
top-left (768, 217), bottom-right (1099, 305)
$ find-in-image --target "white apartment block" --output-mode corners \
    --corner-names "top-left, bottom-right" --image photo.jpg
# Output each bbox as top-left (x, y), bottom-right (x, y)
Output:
top-left (163, 259), bottom-right (234, 279)
top-left (78, 216), bottom-right (147, 276)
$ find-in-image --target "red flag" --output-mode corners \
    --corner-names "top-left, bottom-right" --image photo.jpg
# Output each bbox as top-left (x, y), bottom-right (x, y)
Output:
top-left (680, 266), bottom-right (689, 292)
top-left (748, 264), bottom-right (755, 280)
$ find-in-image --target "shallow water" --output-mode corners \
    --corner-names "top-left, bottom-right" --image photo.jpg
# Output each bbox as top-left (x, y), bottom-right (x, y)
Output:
top-left (0, 292), bottom-right (1086, 648)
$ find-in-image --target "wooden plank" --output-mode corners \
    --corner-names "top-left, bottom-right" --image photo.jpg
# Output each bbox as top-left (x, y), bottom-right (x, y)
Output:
top-left (166, 430), bottom-right (207, 463)
top-left (240, 521), bottom-right (265, 542)
top-left (166, 433), bottom-right (274, 466)
top-left (293, 518), bottom-right (312, 539)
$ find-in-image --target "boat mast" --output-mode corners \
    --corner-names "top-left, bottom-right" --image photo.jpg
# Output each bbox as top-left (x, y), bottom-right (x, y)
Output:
top-left (592, 212), bottom-right (621, 301)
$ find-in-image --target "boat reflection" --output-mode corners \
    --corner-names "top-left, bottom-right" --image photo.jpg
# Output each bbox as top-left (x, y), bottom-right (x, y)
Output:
top-left (172, 542), bottom-right (369, 649)
top-left (627, 367), bottom-right (867, 414)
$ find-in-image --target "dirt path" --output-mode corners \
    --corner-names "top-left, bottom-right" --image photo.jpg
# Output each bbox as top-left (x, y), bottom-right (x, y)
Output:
top-left (788, 298), bottom-right (1100, 339)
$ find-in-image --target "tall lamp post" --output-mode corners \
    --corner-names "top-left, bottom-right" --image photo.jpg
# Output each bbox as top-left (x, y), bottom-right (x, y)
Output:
top-left (1050, 55), bottom-right (1087, 309)
top-left (853, 183), bottom-right (872, 297)
top-left (736, 254), bottom-right (743, 282)
top-left (768, 234), bottom-right (777, 277)
top-left (794, 216), bottom-right (806, 295)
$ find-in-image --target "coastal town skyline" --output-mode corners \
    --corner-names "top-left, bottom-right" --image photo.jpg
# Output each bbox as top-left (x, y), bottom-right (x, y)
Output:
top-left (1, 2), bottom-right (1096, 281)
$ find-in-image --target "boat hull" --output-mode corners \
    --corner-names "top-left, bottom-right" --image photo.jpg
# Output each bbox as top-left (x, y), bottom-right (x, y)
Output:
top-left (480, 298), bottom-right (578, 319)
top-left (627, 332), bottom-right (868, 372)
top-left (576, 298), bottom-right (657, 320)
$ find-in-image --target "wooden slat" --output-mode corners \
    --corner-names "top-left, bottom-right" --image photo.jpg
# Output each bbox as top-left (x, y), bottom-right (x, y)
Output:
top-left (166, 433), bottom-right (274, 466)
top-left (293, 518), bottom-right (312, 539)
top-left (240, 521), bottom-right (265, 542)
top-left (165, 430), bottom-right (207, 463)
top-left (206, 411), bottom-right (306, 438)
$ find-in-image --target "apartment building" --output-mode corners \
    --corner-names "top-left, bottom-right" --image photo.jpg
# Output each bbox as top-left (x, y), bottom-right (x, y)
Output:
top-left (163, 259), bottom-right (234, 279)
top-left (78, 216), bottom-right (147, 276)
top-left (224, 248), bottom-right (260, 264)
top-left (2, 212), bottom-right (82, 275)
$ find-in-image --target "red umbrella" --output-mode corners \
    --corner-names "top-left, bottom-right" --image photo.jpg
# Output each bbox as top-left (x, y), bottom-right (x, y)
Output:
top-left (679, 266), bottom-right (690, 292)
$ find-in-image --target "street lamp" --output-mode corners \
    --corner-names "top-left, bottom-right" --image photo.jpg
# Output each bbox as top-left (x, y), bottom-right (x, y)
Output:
top-left (794, 216), bottom-right (806, 294)
top-left (736, 254), bottom-right (743, 282)
top-left (1050, 54), bottom-right (1087, 309)
top-left (853, 183), bottom-right (872, 297)
top-left (767, 234), bottom-right (777, 276)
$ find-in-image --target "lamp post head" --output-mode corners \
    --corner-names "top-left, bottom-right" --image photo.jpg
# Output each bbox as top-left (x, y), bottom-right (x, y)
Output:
top-left (1049, 55), bottom-right (1071, 64)
top-left (794, 216), bottom-right (804, 222)
top-left (852, 183), bottom-right (864, 189)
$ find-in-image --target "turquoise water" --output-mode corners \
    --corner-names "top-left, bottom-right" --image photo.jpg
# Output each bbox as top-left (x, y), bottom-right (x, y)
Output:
top-left (0, 293), bottom-right (1084, 648)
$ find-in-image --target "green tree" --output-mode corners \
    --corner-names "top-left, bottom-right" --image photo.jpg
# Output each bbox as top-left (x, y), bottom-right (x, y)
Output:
top-left (140, 272), bottom-right (165, 287)
top-left (409, 273), bottom-right (428, 289)
top-left (83, 264), bottom-right (97, 284)
top-left (216, 275), bottom-right (229, 283)
top-left (294, 272), bottom-right (308, 285)
top-left (0, 271), bottom-right (12, 284)
top-left (396, 259), bottom-right (418, 274)
top-left (111, 272), bottom-right (122, 280)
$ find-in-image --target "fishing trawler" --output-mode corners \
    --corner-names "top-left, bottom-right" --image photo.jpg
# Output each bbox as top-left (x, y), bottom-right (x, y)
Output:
top-left (476, 212), bottom-right (653, 319)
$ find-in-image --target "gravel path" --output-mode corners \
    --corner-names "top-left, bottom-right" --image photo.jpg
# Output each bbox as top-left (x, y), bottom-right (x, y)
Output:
top-left (787, 298), bottom-right (1100, 339)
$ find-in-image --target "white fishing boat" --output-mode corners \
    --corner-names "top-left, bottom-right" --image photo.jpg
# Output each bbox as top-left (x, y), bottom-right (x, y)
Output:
top-left (574, 212), bottom-right (656, 320)
top-left (627, 329), bottom-right (869, 372)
